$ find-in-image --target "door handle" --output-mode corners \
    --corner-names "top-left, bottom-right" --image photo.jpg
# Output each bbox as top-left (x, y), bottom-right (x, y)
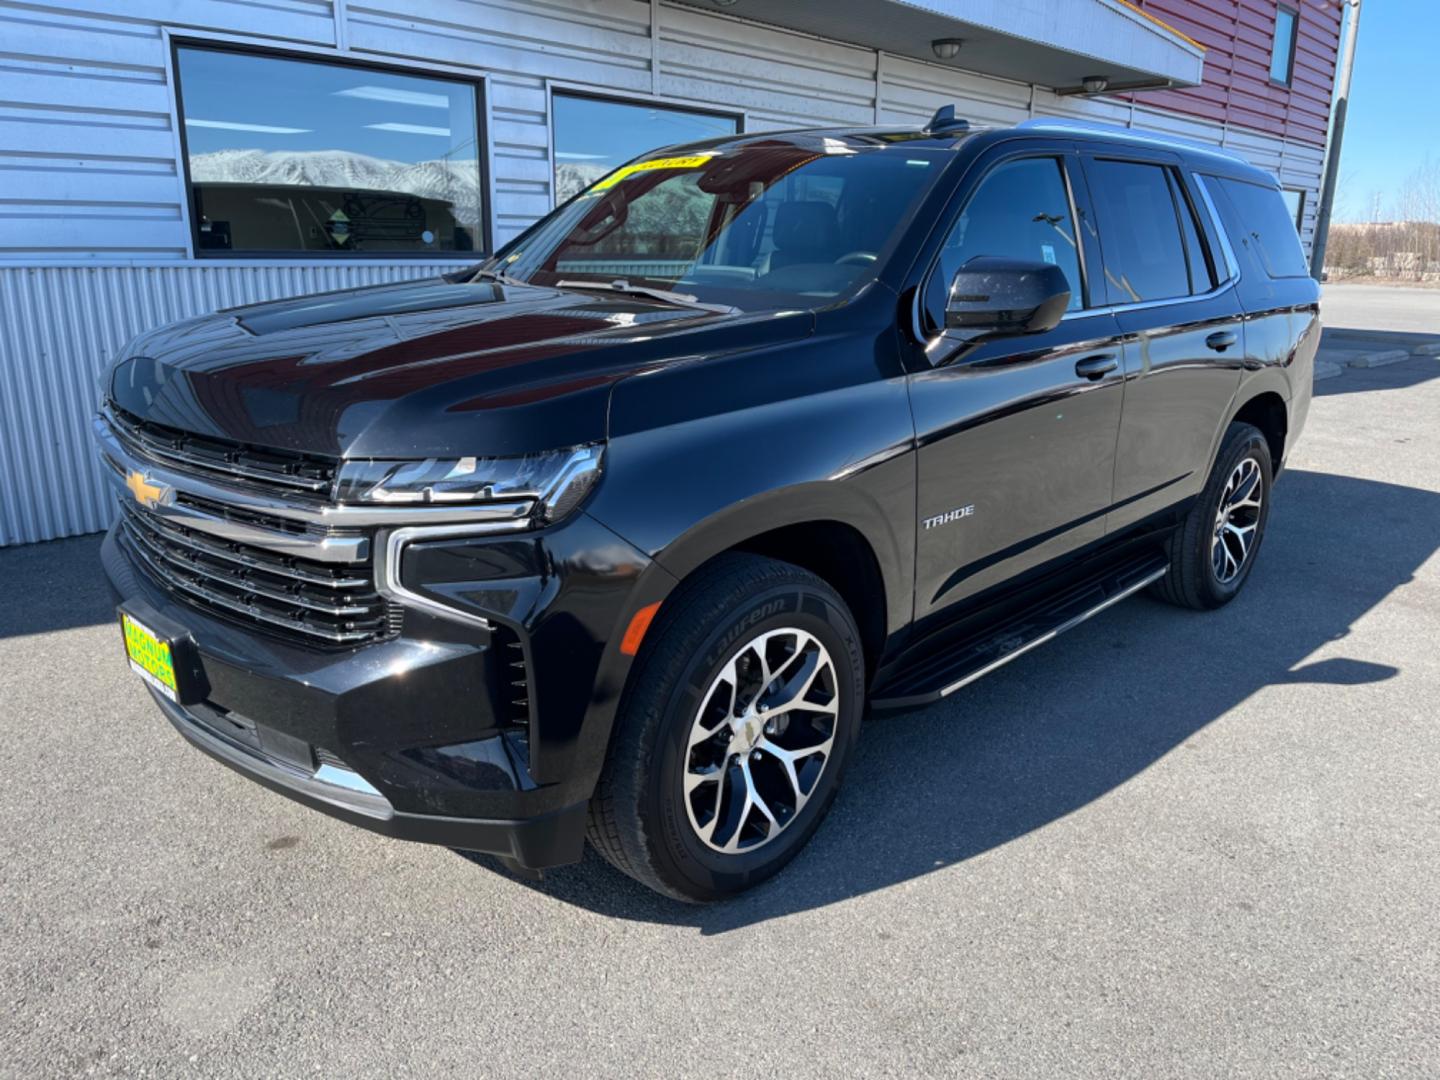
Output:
top-left (1206, 330), bottom-right (1238, 352)
top-left (1074, 353), bottom-right (1118, 380)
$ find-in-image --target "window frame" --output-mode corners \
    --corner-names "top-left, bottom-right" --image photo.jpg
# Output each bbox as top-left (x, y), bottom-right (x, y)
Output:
top-left (169, 36), bottom-right (492, 261)
top-left (916, 148), bottom-right (1096, 334)
top-left (545, 84), bottom-right (745, 213)
top-left (1210, 174), bottom-right (1312, 280)
top-left (1269, 5), bottom-right (1299, 87)
top-left (1165, 168), bottom-right (1219, 295)
top-left (1081, 152), bottom-right (1237, 311)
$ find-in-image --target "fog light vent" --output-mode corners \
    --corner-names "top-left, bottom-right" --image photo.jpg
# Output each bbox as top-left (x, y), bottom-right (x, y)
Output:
top-left (489, 627), bottom-right (531, 730)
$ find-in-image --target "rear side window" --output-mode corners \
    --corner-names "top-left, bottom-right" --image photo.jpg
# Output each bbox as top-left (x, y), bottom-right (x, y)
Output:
top-left (935, 157), bottom-right (1085, 311)
top-left (1168, 172), bottom-right (1215, 293)
top-left (1087, 159), bottom-right (1192, 304)
top-left (1214, 177), bottom-right (1310, 279)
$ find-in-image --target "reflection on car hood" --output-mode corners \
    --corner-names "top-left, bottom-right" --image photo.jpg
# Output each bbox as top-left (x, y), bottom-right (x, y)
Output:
top-left (106, 276), bottom-right (812, 459)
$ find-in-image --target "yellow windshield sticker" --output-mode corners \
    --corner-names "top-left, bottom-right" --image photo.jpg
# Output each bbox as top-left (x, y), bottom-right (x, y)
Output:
top-left (588, 152), bottom-right (718, 193)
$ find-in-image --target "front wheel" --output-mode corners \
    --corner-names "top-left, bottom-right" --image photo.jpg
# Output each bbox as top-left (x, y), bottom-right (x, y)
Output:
top-left (587, 554), bottom-right (864, 902)
top-left (1152, 421), bottom-right (1274, 610)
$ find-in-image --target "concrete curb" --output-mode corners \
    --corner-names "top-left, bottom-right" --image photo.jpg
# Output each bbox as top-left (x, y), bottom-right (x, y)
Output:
top-left (1315, 360), bottom-right (1344, 381)
top-left (1348, 349), bottom-right (1411, 369)
top-left (1413, 342), bottom-right (1440, 356)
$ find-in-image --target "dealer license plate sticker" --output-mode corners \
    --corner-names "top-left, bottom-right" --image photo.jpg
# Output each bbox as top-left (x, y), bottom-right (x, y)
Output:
top-left (122, 612), bottom-right (178, 702)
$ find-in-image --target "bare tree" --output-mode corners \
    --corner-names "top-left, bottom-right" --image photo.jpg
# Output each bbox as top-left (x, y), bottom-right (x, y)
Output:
top-left (1367, 188), bottom-right (1385, 223)
top-left (1325, 158), bottom-right (1440, 281)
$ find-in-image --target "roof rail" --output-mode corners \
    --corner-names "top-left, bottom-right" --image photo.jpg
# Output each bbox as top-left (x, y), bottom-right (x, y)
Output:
top-left (924, 105), bottom-right (971, 135)
top-left (1016, 116), bottom-right (1249, 163)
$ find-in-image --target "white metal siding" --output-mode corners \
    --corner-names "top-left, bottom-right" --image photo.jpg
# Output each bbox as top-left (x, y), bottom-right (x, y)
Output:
top-left (0, 263), bottom-right (461, 546)
top-left (0, 0), bottom-right (1328, 545)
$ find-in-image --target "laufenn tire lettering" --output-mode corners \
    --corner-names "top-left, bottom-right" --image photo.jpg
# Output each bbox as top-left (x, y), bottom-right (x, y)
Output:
top-left (704, 597), bottom-right (789, 667)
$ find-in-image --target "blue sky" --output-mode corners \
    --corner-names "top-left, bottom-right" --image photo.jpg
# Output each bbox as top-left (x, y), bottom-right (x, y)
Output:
top-left (1332, 0), bottom-right (1439, 221)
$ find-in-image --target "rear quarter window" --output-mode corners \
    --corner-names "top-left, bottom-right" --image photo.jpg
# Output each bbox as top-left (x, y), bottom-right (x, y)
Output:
top-left (1213, 177), bottom-right (1309, 279)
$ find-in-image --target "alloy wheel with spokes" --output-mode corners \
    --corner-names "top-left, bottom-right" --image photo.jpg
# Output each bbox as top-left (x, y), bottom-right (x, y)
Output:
top-left (1211, 456), bottom-right (1264, 584)
top-left (682, 627), bottom-right (839, 854)
top-left (587, 553), bottom-right (862, 901)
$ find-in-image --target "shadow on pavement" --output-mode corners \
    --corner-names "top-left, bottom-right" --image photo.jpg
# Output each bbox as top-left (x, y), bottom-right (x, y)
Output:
top-left (4, 476), bottom-right (1432, 932)
top-left (1317, 327), bottom-right (1438, 395)
top-left (0, 534), bottom-right (112, 639)
top-left (469, 467), bottom-right (1436, 930)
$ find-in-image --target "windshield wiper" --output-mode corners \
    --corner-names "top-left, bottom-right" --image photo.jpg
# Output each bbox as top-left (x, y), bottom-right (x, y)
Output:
top-left (469, 266), bottom-right (525, 286)
top-left (556, 278), bottom-right (738, 315)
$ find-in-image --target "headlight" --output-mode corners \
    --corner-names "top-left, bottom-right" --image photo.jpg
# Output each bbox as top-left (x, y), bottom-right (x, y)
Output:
top-left (334, 444), bottom-right (603, 523)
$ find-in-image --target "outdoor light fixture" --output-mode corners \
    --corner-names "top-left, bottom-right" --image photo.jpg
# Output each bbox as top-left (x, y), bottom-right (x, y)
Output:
top-left (931, 38), bottom-right (964, 60)
top-left (1082, 75), bottom-right (1110, 94)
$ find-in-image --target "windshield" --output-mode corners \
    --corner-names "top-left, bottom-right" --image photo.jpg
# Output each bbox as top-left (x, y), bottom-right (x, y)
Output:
top-left (489, 135), bottom-right (949, 309)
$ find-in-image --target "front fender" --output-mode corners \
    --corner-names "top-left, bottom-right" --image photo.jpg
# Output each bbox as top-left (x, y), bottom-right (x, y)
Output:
top-left (588, 325), bottom-right (918, 640)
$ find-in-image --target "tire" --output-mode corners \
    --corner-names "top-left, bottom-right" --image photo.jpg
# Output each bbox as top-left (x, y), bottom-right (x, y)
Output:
top-left (1152, 422), bottom-right (1273, 610)
top-left (587, 553), bottom-right (865, 902)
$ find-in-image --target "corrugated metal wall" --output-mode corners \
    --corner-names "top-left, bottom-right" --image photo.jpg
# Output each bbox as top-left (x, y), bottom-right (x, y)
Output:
top-left (0, 0), bottom-right (1333, 545)
top-left (1131, 0), bottom-right (1342, 146)
top-left (0, 263), bottom-right (461, 545)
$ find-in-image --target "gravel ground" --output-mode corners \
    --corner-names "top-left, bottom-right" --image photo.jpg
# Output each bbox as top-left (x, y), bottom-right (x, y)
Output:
top-left (2, 296), bottom-right (1438, 1078)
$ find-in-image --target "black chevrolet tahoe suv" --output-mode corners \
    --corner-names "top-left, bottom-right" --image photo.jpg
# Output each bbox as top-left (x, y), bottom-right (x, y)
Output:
top-left (97, 113), bottom-right (1318, 901)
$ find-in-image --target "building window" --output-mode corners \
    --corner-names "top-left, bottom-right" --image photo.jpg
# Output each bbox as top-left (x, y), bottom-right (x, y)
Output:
top-left (175, 45), bottom-right (485, 256)
top-left (1281, 188), bottom-right (1305, 231)
top-left (551, 91), bottom-right (740, 205)
top-left (1270, 6), bottom-right (1298, 85)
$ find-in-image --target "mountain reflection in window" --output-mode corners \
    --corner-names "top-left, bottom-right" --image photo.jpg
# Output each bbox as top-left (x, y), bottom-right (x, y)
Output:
top-left (177, 47), bottom-right (483, 255)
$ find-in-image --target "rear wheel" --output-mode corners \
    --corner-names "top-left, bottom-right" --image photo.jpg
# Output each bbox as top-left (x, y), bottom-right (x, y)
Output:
top-left (1153, 421), bottom-right (1273, 610)
top-left (587, 553), bottom-right (864, 902)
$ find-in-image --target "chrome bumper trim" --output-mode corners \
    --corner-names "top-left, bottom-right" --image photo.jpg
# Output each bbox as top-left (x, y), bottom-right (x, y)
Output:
top-left (94, 412), bottom-right (535, 564)
top-left (154, 691), bottom-right (394, 820)
top-left (374, 522), bottom-right (530, 630)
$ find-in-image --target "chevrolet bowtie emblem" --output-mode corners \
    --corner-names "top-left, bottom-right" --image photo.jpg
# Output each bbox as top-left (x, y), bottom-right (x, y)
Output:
top-left (126, 470), bottom-right (170, 509)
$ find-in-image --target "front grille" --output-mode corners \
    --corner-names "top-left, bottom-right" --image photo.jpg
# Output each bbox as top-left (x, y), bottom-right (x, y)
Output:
top-left (116, 498), bottom-right (392, 647)
top-left (107, 403), bottom-right (335, 499)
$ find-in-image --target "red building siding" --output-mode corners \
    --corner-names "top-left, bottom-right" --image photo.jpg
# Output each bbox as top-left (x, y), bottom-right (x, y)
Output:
top-left (1129, 0), bottom-right (1342, 146)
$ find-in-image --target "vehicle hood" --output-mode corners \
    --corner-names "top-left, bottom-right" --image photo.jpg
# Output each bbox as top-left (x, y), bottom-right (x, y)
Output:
top-left (106, 276), bottom-right (813, 458)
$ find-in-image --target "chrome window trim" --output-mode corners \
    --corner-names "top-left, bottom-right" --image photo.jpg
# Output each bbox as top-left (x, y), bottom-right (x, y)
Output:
top-left (1061, 164), bottom-right (1242, 322)
top-left (377, 523), bottom-right (525, 630)
top-left (1058, 275), bottom-right (1237, 321)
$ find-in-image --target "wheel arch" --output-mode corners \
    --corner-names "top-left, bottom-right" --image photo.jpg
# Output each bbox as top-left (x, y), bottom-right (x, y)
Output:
top-left (1228, 384), bottom-right (1289, 473)
top-left (648, 484), bottom-right (910, 680)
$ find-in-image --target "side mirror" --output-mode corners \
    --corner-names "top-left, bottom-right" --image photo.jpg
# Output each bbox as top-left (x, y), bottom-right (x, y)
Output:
top-left (945, 257), bottom-right (1071, 337)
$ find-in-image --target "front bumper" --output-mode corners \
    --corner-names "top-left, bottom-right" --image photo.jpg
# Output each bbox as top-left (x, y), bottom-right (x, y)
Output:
top-left (101, 497), bottom-right (667, 868)
top-left (150, 684), bottom-right (586, 866)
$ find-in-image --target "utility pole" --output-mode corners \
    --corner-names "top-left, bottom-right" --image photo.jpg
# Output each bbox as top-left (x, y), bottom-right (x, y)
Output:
top-left (1310, 0), bottom-right (1363, 280)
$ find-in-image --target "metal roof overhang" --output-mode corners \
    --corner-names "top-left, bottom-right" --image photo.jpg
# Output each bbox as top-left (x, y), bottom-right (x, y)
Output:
top-left (671, 0), bottom-right (1205, 93)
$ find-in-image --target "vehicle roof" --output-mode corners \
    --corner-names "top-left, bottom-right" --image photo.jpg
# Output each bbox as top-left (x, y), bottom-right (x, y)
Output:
top-left (662, 115), bottom-right (1277, 187)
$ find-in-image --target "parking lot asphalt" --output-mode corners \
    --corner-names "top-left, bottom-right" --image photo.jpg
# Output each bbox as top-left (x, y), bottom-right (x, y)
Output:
top-left (2, 286), bottom-right (1438, 1078)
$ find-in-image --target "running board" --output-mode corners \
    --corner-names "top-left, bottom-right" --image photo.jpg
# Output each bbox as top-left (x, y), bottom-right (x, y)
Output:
top-left (871, 555), bottom-right (1169, 711)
